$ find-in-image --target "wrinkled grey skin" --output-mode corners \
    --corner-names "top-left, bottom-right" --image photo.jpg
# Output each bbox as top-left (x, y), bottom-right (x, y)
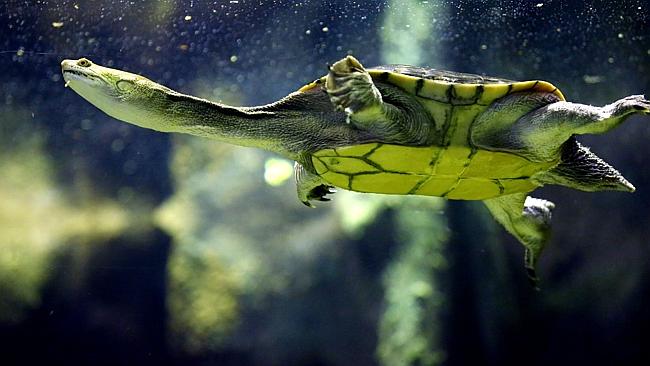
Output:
top-left (62, 56), bottom-right (650, 285)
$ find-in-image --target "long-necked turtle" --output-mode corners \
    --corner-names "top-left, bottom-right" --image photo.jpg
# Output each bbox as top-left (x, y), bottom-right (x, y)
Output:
top-left (61, 56), bottom-right (649, 283)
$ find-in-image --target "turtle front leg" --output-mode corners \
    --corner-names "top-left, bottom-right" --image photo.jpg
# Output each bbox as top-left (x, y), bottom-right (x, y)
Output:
top-left (326, 55), bottom-right (384, 118)
top-left (294, 162), bottom-right (335, 207)
top-left (325, 56), bottom-right (433, 144)
top-left (483, 193), bottom-right (555, 288)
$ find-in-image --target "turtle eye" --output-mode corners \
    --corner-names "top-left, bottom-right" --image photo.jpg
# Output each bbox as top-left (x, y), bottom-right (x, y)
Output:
top-left (116, 79), bottom-right (135, 92)
top-left (77, 58), bottom-right (92, 67)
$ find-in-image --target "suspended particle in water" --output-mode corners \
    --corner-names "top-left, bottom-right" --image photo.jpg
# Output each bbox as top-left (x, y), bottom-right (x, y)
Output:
top-left (230, 55), bottom-right (238, 62)
top-left (322, 26), bottom-right (329, 32)
top-left (582, 75), bottom-right (604, 84)
top-left (184, 15), bottom-right (192, 21)
top-left (111, 139), bottom-right (125, 153)
top-left (80, 119), bottom-right (93, 130)
top-left (52, 21), bottom-right (64, 28)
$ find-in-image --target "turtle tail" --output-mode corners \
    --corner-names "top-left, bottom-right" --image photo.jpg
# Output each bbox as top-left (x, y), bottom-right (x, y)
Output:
top-left (536, 136), bottom-right (635, 192)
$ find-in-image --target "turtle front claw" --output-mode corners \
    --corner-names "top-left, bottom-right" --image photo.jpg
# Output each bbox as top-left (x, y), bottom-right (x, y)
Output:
top-left (295, 162), bottom-right (336, 208)
top-left (301, 185), bottom-right (336, 208)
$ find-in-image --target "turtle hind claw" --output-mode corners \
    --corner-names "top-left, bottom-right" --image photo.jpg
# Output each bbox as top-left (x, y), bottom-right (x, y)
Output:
top-left (526, 267), bottom-right (541, 290)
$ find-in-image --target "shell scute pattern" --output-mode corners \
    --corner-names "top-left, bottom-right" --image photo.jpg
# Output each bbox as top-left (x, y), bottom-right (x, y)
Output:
top-left (304, 64), bottom-right (564, 200)
top-left (312, 143), bottom-right (558, 200)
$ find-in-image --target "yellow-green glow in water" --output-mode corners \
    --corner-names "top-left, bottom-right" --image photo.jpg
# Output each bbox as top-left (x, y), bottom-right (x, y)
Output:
top-left (263, 157), bottom-right (294, 187)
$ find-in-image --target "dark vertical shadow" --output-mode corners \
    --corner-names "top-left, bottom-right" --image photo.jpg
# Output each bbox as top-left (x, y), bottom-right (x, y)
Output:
top-left (440, 201), bottom-right (525, 366)
top-left (440, 201), bottom-right (488, 365)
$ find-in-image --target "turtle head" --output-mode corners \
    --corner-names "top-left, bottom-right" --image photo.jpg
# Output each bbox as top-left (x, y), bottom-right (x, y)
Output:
top-left (61, 58), bottom-right (175, 130)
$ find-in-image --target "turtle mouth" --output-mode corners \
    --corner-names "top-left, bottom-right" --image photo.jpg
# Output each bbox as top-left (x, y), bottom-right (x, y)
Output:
top-left (61, 59), bottom-right (106, 86)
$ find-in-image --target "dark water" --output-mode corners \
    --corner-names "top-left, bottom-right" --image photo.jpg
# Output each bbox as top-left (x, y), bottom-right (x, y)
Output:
top-left (1, 1), bottom-right (649, 365)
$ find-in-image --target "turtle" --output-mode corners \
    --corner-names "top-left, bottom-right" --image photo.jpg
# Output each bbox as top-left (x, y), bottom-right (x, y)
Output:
top-left (61, 55), bottom-right (650, 284)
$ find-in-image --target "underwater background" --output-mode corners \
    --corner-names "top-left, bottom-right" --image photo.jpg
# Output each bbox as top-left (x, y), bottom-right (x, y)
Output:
top-left (1, 1), bottom-right (649, 365)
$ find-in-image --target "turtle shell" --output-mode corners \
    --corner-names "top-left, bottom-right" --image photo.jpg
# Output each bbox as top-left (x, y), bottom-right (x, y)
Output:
top-left (301, 65), bottom-right (565, 200)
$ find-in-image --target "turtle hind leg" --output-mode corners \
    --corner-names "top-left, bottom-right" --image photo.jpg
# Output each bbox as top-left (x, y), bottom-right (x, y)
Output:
top-left (483, 193), bottom-right (555, 287)
top-left (511, 95), bottom-right (650, 160)
top-left (470, 92), bottom-right (563, 160)
top-left (472, 93), bottom-right (650, 162)
top-left (294, 162), bottom-right (335, 207)
top-left (536, 137), bottom-right (635, 193)
top-left (571, 95), bottom-right (650, 135)
top-left (325, 55), bottom-right (432, 144)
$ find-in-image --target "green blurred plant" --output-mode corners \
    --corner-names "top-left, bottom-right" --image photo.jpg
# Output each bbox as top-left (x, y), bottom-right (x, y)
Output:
top-left (0, 106), bottom-right (128, 323)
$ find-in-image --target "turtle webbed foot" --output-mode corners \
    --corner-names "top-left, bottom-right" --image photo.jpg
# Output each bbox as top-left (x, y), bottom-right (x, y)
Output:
top-left (326, 55), bottom-right (383, 116)
top-left (484, 194), bottom-right (553, 289)
top-left (609, 94), bottom-right (650, 117)
top-left (522, 197), bottom-right (554, 289)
